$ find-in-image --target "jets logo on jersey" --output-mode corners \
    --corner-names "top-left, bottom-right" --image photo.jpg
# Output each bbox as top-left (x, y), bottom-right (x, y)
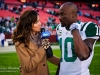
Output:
top-left (57, 30), bottom-right (62, 36)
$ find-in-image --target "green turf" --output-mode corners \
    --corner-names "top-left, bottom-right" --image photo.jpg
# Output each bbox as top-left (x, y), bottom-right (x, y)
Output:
top-left (89, 46), bottom-right (100, 75)
top-left (0, 42), bottom-right (100, 75)
top-left (0, 53), bottom-right (20, 75)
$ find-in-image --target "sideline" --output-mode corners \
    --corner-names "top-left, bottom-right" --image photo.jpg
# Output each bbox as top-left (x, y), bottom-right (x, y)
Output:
top-left (0, 44), bottom-right (100, 53)
top-left (95, 44), bottom-right (100, 47)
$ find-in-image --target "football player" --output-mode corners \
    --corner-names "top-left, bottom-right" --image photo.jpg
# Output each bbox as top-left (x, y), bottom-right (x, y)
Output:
top-left (56, 2), bottom-right (100, 75)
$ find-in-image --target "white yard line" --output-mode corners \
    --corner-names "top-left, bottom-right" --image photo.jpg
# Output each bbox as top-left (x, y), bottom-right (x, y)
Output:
top-left (95, 44), bottom-right (100, 47)
top-left (0, 44), bottom-right (100, 53)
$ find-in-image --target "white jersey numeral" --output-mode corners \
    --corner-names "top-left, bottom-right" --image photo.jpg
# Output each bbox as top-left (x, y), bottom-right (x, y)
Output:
top-left (95, 25), bottom-right (99, 35)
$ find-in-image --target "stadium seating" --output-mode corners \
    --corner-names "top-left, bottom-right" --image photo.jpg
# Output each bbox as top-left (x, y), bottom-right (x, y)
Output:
top-left (0, 10), bottom-right (19, 18)
top-left (4, 0), bottom-right (22, 5)
top-left (0, 1), bottom-right (100, 43)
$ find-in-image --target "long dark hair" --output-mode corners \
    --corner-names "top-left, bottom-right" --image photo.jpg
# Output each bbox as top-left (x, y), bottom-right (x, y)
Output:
top-left (12, 10), bottom-right (38, 47)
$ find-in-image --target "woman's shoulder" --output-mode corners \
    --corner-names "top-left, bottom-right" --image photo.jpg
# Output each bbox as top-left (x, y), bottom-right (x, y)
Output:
top-left (15, 41), bottom-right (25, 47)
top-left (15, 41), bottom-right (42, 51)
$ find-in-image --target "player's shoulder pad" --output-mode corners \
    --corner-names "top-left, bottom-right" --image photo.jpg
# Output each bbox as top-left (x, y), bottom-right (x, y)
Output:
top-left (81, 21), bottom-right (100, 37)
top-left (81, 21), bottom-right (98, 31)
top-left (87, 22), bottom-right (99, 30)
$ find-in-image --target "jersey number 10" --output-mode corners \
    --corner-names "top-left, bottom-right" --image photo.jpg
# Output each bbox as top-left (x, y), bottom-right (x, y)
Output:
top-left (59, 37), bottom-right (77, 62)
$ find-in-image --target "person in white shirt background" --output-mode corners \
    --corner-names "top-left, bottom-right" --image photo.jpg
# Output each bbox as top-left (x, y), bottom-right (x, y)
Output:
top-left (0, 30), bottom-right (5, 47)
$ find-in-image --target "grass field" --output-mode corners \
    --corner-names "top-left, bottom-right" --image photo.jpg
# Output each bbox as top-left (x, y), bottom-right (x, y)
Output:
top-left (0, 42), bottom-right (100, 75)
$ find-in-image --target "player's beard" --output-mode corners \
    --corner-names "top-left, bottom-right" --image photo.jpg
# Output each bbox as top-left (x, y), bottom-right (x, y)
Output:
top-left (60, 20), bottom-right (66, 27)
top-left (60, 19), bottom-right (70, 28)
top-left (61, 21), bottom-right (70, 30)
top-left (61, 23), bottom-right (65, 27)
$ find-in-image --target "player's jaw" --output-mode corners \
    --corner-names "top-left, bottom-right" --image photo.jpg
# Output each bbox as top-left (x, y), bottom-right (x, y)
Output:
top-left (59, 19), bottom-right (66, 27)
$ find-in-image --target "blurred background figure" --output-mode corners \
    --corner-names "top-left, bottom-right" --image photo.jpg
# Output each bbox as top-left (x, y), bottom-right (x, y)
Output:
top-left (0, 30), bottom-right (5, 47)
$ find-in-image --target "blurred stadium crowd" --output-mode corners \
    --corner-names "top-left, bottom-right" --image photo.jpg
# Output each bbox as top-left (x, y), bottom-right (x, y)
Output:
top-left (0, 0), bottom-right (100, 42)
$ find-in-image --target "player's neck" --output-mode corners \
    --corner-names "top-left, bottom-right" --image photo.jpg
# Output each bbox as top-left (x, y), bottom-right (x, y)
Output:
top-left (73, 18), bottom-right (79, 23)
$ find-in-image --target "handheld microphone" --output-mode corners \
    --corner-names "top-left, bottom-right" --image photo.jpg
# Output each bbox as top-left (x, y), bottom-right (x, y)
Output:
top-left (41, 31), bottom-right (50, 49)
top-left (41, 31), bottom-right (53, 59)
top-left (41, 31), bottom-right (50, 39)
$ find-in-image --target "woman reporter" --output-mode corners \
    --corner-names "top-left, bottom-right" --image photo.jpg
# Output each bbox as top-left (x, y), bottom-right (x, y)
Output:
top-left (12, 10), bottom-right (59, 75)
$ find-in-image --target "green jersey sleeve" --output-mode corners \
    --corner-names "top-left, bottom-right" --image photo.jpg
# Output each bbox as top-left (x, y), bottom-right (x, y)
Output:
top-left (81, 22), bottom-right (100, 38)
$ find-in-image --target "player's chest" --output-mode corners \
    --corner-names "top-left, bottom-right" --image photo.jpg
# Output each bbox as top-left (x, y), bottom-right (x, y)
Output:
top-left (58, 29), bottom-right (85, 40)
top-left (57, 29), bottom-right (73, 39)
